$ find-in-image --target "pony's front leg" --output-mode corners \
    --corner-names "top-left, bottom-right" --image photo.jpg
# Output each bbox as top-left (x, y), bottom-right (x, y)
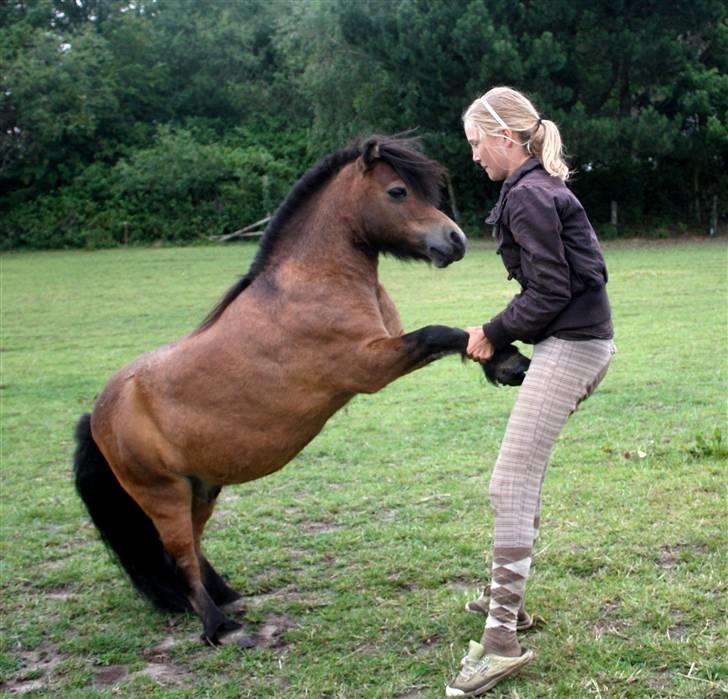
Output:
top-left (346, 325), bottom-right (468, 394)
top-left (401, 324), bottom-right (470, 366)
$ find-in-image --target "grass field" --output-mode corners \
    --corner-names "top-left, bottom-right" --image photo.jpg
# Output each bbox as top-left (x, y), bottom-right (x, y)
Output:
top-left (1, 238), bottom-right (726, 698)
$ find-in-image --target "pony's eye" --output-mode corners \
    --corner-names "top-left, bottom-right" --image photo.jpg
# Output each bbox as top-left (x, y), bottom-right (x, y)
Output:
top-left (387, 186), bottom-right (407, 200)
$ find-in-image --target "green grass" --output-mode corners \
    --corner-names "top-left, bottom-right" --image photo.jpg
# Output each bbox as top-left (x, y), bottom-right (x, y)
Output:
top-left (1, 239), bottom-right (726, 698)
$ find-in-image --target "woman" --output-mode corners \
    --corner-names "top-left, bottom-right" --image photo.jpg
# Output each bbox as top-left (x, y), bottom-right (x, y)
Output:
top-left (446, 87), bottom-right (615, 696)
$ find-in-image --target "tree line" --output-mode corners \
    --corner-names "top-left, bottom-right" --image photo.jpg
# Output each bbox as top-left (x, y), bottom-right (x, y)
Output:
top-left (1, 0), bottom-right (726, 249)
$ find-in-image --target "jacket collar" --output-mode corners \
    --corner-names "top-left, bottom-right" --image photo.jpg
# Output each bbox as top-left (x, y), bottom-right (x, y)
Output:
top-left (485, 158), bottom-right (543, 225)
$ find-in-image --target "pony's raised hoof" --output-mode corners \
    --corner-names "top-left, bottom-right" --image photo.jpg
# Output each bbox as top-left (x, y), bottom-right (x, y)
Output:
top-left (482, 345), bottom-right (530, 386)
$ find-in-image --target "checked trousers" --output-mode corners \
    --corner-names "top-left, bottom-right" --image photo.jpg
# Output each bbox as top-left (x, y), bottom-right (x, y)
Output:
top-left (484, 336), bottom-right (615, 641)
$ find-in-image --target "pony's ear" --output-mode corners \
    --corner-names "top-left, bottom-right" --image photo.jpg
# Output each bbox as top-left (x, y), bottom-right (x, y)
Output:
top-left (359, 139), bottom-right (380, 171)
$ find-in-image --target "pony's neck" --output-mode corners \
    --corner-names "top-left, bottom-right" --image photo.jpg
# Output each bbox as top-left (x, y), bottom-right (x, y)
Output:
top-left (267, 165), bottom-right (378, 285)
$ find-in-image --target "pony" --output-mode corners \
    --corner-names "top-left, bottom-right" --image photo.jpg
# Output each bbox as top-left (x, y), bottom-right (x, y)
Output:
top-left (73, 135), bottom-right (528, 648)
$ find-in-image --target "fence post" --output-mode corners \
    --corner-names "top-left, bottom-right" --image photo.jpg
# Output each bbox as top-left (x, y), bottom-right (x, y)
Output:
top-left (610, 201), bottom-right (618, 227)
top-left (709, 194), bottom-right (717, 236)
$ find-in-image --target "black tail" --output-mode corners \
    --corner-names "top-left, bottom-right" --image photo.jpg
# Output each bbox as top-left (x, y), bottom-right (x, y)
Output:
top-left (73, 413), bottom-right (191, 612)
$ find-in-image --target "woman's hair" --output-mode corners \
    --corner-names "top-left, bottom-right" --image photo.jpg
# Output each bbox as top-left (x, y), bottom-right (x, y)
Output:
top-left (463, 86), bottom-right (571, 180)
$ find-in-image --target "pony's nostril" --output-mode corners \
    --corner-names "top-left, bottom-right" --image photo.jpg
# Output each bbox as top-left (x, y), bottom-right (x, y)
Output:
top-left (449, 230), bottom-right (465, 255)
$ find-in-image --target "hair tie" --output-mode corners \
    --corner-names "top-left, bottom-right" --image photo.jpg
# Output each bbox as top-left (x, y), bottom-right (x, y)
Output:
top-left (536, 117), bottom-right (543, 127)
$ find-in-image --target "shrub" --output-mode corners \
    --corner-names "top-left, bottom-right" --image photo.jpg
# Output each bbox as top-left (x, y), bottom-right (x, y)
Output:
top-left (0, 126), bottom-right (306, 249)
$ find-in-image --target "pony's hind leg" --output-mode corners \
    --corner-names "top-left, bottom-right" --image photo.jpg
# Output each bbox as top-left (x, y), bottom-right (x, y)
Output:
top-left (128, 474), bottom-right (252, 647)
top-left (189, 479), bottom-right (243, 608)
top-left (202, 557), bottom-right (243, 608)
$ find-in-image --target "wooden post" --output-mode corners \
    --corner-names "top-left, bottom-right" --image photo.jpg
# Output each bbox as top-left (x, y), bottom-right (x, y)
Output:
top-left (610, 200), bottom-right (618, 227)
top-left (709, 194), bottom-right (717, 236)
top-left (123, 222), bottom-right (129, 246)
top-left (693, 169), bottom-right (701, 225)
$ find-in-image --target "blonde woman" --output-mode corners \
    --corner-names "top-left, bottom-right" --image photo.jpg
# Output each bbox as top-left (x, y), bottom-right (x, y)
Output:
top-left (446, 87), bottom-right (615, 696)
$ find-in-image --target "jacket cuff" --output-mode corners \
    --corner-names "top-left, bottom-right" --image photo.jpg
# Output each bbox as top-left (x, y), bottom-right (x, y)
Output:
top-left (483, 317), bottom-right (513, 350)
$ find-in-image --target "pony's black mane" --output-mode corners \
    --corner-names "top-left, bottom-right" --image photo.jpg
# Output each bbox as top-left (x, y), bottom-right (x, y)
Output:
top-left (197, 135), bottom-right (446, 332)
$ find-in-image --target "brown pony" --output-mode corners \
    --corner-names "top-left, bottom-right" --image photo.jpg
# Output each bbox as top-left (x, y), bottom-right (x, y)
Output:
top-left (73, 135), bottom-right (527, 648)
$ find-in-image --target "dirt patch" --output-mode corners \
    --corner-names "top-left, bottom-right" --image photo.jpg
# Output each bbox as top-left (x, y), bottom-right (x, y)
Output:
top-left (658, 543), bottom-right (709, 569)
top-left (593, 600), bottom-right (631, 640)
top-left (244, 584), bottom-right (333, 609)
top-left (254, 613), bottom-right (298, 648)
top-left (94, 664), bottom-right (129, 686)
top-left (666, 623), bottom-right (690, 641)
top-left (415, 634), bottom-right (440, 657)
top-left (389, 575), bottom-right (417, 592)
top-left (134, 662), bottom-right (192, 687)
top-left (445, 577), bottom-right (475, 594)
top-left (300, 520), bottom-right (341, 534)
top-left (4, 679), bottom-right (47, 695)
top-left (142, 635), bottom-right (179, 663)
top-left (592, 619), bottom-right (630, 640)
top-left (659, 545), bottom-right (679, 569)
top-left (394, 688), bottom-right (431, 699)
top-left (46, 587), bottom-right (79, 601)
top-left (1, 643), bottom-right (63, 695)
top-left (600, 600), bottom-right (621, 616)
top-left (38, 559), bottom-right (65, 570)
top-left (646, 669), bottom-right (673, 690)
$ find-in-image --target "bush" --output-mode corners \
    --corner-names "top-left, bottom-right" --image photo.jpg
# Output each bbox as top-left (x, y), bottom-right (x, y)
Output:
top-left (596, 223), bottom-right (619, 240)
top-left (0, 126), bottom-right (306, 249)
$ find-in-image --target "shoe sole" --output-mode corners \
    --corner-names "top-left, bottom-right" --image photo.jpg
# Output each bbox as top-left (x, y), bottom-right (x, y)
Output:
top-left (464, 602), bottom-right (534, 632)
top-left (445, 649), bottom-right (535, 696)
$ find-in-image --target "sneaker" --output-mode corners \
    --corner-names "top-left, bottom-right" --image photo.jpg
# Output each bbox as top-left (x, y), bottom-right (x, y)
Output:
top-left (445, 640), bottom-right (534, 696)
top-left (464, 588), bottom-right (535, 631)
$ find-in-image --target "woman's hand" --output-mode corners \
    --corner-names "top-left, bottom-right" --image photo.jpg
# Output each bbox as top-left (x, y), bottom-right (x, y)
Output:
top-left (465, 326), bottom-right (495, 362)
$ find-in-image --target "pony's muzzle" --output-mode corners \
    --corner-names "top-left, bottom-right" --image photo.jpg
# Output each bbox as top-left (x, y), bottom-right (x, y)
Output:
top-left (427, 227), bottom-right (467, 268)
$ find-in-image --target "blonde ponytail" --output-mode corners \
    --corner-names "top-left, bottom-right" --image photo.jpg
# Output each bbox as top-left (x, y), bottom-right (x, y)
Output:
top-left (529, 119), bottom-right (571, 180)
top-left (463, 86), bottom-right (572, 181)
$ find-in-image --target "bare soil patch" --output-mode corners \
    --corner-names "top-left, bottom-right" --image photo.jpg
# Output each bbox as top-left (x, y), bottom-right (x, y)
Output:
top-left (1, 643), bottom-right (63, 696)
top-left (254, 613), bottom-right (298, 648)
top-left (658, 543), bottom-right (708, 569)
top-left (94, 664), bottom-right (129, 686)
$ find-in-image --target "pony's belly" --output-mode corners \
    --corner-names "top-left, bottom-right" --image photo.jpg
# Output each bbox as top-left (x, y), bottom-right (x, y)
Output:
top-left (175, 399), bottom-right (351, 486)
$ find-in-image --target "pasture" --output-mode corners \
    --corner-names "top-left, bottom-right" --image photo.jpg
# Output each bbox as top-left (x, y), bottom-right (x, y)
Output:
top-left (1, 239), bottom-right (726, 698)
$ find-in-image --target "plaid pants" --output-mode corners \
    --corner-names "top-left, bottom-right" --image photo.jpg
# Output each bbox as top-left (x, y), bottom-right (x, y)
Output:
top-left (482, 336), bottom-right (614, 646)
top-left (489, 336), bottom-right (615, 550)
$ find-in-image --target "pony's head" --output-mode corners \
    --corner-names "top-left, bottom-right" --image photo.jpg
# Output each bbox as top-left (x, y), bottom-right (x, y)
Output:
top-left (350, 136), bottom-right (467, 267)
top-left (197, 136), bottom-right (467, 332)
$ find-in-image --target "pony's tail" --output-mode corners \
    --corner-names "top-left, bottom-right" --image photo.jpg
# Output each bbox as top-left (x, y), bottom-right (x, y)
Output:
top-left (73, 413), bottom-right (191, 612)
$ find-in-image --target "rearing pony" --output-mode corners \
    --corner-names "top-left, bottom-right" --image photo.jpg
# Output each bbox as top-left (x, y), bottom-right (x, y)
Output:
top-left (73, 136), bottom-right (524, 648)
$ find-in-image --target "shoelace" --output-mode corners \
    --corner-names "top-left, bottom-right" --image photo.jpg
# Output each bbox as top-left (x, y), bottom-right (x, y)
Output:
top-left (458, 654), bottom-right (490, 681)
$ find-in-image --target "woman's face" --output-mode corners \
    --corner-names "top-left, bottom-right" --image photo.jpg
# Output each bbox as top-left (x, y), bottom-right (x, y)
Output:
top-left (464, 121), bottom-right (512, 182)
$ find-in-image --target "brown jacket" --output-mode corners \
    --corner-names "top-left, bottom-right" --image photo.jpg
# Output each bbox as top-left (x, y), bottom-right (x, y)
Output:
top-left (483, 159), bottom-right (613, 348)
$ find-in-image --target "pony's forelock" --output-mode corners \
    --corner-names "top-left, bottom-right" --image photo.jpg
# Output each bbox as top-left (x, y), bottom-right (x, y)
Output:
top-left (363, 135), bottom-right (446, 206)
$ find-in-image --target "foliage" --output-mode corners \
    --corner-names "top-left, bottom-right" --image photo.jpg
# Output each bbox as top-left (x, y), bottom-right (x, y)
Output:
top-left (1, 0), bottom-right (726, 248)
top-left (1, 123), bottom-right (307, 248)
top-left (685, 428), bottom-right (728, 459)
